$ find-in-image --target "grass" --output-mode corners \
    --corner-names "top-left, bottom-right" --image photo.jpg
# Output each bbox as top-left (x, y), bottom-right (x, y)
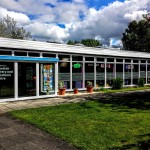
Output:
top-left (10, 91), bottom-right (150, 150)
top-left (93, 86), bottom-right (150, 93)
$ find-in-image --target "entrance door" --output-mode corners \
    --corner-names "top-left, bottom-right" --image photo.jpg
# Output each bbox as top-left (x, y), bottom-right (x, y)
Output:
top-left (18, 63), bottom-right (36, 97)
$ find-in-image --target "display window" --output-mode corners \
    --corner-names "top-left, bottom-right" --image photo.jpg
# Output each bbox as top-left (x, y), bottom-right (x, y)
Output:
top-left (0, 62), bottom-right (14, 99)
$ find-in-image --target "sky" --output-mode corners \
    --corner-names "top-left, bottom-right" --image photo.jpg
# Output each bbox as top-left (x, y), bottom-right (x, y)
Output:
top-left (0, 0), bottom-right (150, 46)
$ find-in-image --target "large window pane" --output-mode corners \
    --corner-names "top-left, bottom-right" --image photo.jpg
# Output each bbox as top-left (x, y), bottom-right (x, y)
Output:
top-left (140, 64), bottom-right (146, 83)
top-left (96, 63), bottom-right (105, 87)
top-left (85, 63), bottom-right (94, 87)
top-left (0, 62), bottom-right (14, 99)
top-left (72, 62), bottom-right (83, 88)
top-left (124, 64), bottom-right (131, 85)
top-left (148, 65), bottom-right (150, 84)
top-left (106, 63), bottom-right (115, 86)
top-left (58, 62), bottom-right (70, 89)
top-left (133, 64), bottom-right (139, 84)
top-left (116, 64), bottom-right (123, 80)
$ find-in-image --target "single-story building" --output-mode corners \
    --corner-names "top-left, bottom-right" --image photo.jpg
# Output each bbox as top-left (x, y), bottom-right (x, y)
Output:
top-left (0, 37), bottom-right (150, 102)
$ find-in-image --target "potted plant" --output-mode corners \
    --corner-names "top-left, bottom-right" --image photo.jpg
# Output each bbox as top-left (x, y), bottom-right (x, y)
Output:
top-left (58, 80), bottom-right (66, 95)
top-left (86, 81), bottom-right (93, 93)
top-left (73, 88), bottom-right (78, 94)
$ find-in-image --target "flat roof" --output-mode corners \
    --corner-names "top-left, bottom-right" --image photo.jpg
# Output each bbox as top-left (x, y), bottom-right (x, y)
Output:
top-left (0, 37), bottom-right (150, 59)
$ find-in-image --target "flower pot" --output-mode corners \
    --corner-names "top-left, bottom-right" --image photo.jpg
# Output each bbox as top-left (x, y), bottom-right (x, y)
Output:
top-left (74, 89), bottom-right (78, 94)
top-left (59, 88), bottom-right (66, 95)
top-left (45, 65), bottom-right (51, 70)
top-left (87, 87), bottom-right (93, 93)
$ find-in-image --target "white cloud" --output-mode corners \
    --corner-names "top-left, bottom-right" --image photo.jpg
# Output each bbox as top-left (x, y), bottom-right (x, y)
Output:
top-left (0, 7), bottom-right (30, 25)
top-left (25, 22), bottom-right (69, 43)
top-left (0, 0), bottom-right (150, 44)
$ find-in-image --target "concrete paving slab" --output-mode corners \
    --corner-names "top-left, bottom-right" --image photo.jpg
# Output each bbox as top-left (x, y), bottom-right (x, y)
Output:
top-left (0, 114), bottom-right (78, 150)
top-left (6, 141), bottom-right (45, 150)
top-left (0, 128), bottom-right (18, 138)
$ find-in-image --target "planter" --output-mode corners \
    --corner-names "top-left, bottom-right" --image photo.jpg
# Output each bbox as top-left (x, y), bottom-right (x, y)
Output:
top-left (74, 89), bottom-right (78, 94)
top-left (87, 86), bottom-right (93, 93)
top-left (45, 65), bottom-right (51, 70)
top-left (59, 88), bottom-right (66, 95)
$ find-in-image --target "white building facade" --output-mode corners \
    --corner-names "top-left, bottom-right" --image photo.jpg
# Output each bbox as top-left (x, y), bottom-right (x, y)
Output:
top-left (0, 37), bottom-right (150, 102)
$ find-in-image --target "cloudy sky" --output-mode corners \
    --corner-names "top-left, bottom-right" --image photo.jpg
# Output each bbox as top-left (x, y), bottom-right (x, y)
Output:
top-left (0, 0), bottom-right (150, 45)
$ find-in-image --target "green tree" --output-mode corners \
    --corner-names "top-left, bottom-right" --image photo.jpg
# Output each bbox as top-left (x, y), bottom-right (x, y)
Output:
top-left (122, 14), bottom-right (150, 52)
top-left (0, 15), bottom-right (31, 39)
top-left (67, 40), bottom-right (75, 45)
top-left (81, 39), bottom-right (101, 47)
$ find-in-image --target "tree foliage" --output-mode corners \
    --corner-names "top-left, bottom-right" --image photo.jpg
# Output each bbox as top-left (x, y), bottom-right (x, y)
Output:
top-left (81, 39), bottom-right (101, 47)
top-left (67, 39), bottom-right (101, 47)
top-left (0, 15), bottom-right (31, 40)
top-left (67, 40), bottom-right (75, 45)
top-left (122, 14), bottom-right (150, 52)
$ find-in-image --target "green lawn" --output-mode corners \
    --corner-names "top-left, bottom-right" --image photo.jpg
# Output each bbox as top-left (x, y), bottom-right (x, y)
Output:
top-left (10, 93), bottom-right (150, 150)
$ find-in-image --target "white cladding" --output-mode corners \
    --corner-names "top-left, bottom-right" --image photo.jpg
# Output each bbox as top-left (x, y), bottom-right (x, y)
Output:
top-left (0, 37), bottom-right (150, 59)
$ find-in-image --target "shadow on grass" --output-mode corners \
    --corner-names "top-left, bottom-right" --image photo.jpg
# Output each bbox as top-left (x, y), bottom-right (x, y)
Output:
top-left (85, 91), bottom-right (150, 110)
top-left (110, 134), bottom-right (150, 150)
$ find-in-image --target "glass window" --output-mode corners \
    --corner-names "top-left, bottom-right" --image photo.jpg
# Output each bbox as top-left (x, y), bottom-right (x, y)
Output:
top-left (125, 59), bottom-right (131, 63)
top-left (0, 62), bottom-right (14, 99)
top-left (14, 51), bottom-right (27, 56)
top-left (141, 60), bottom-right (146, 63)
top-left (97, 58), bottom-right (104, 62)
top-left (58, 55), bottom-right (70, 61)
top-left (85, 57), bottom-right (94, 61)
top-left (124, 64), bottom-right (131, 85)
top-left (116, 64), bottom-right (123, 80)
top-left (133, 64), bottom-right (139, 84)
top-left (147, 65), bottom-right (150, 83)
top-left (106, 63), bottom-right (115, 86)
top-left (72, 55), bottom-right (83, 61)
top-left (28, 52), bottom-right (40, 57)
top-left (85, 63), bottom-right (94, 87)
top-left (0, 50), bottom-right (12, 55)
top-left (96, 63), bottom-right (105, 87)
top-left (72, 62), bottom-right (83, 88)
top-left (133, 60), bottom-right (139, 63)
top-left (116, 59), bottom-right (123, 62)
top-left (58, 62), bottom-right (70, 89)
top-left (107, 58), bottom-right (114, 62)
top-left (42, 53), bottom-right (56, 58)
top-left (140, 64), bottom-right (146, 84)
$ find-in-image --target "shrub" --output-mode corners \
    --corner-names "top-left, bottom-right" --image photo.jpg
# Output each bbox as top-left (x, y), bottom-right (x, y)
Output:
top-left (138, 78), bottom-right (144, 87)
top-left (111, 78), bottom-right (123, 89)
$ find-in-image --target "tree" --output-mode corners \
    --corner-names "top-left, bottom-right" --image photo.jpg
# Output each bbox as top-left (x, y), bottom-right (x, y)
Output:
top-left (0, 15), bottom-right (31, 39)
top-left (67, 40), bottom-right (75, 45)
top-left (81, 39), bottom-right (101, 47)
top-left (122, 14), bottom-right (150, 52)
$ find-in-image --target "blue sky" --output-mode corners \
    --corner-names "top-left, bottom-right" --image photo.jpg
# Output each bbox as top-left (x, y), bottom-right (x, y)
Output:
top-left (0, 0), bottom-right (150, 46)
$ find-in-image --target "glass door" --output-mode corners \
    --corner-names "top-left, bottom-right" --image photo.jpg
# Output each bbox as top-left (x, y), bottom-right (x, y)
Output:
top-left (18, 63), bottom-right (36, 97)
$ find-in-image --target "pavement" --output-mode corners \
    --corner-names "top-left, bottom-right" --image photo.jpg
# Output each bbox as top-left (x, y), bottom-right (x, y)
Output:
top-left (0, 92), bottom-right (95, 150)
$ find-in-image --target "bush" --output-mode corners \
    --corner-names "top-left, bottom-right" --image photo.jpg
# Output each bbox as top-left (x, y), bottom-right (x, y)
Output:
top-left (138, 78), bottom-right (144, 87)
top-left (111, 78), bottom-right (123, 89)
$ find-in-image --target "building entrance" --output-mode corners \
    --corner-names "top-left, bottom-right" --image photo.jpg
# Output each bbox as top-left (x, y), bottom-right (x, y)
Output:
top-left (18, 63), bottom-right (36, 97)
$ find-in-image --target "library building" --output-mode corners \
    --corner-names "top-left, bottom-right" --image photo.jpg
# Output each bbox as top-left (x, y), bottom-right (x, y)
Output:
top-left (0, 37), bottom-right (150, 102)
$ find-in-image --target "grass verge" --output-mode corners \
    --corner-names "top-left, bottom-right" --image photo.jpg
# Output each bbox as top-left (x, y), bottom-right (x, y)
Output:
top-left (10, 94), bottom-right (150, 150)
